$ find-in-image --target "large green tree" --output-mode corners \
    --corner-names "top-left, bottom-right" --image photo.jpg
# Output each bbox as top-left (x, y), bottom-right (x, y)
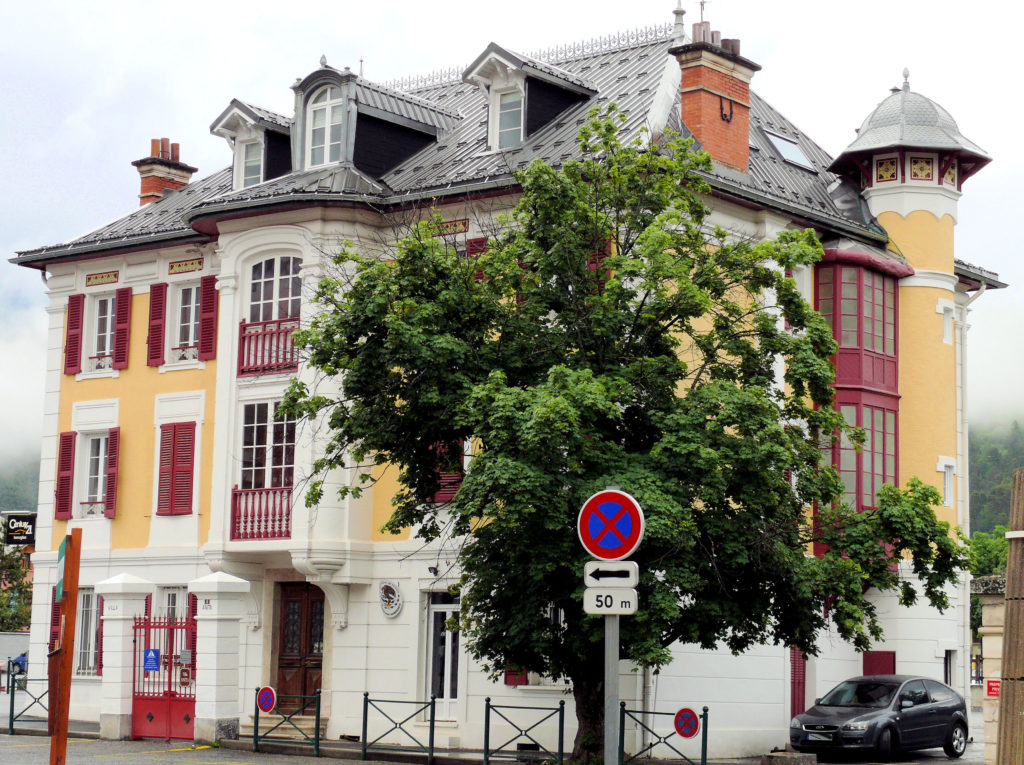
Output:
top-left (284, 107), bottom-right (968, 760)
top-left (0, 546), bottom-right (31, 631)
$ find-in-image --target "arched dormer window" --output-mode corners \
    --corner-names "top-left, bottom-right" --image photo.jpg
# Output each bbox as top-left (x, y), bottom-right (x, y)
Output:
top-left (308, 86), bottom-right (344, 166)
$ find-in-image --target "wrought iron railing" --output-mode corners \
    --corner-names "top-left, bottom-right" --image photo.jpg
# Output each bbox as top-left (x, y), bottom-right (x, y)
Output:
top-left (253, 688), bottom-right (321, 757)
top-left (361, 692), bottom-right (436, 765)
top-left (6, 658), bottom-right (48, 736)
top-left (237, 318), bottom-right (299, 377)
top-left (619, 703), bottom-right (709, 765)
top-left (231, 486), bottom-right (292, 540)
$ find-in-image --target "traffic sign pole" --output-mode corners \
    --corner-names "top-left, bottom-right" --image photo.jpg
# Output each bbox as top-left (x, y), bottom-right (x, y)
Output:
top-left (605, 613), bottom-right (618, 765)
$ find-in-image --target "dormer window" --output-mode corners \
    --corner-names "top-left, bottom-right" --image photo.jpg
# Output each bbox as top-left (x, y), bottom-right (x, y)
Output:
top-left (309, 86), bottom-right (344, 166)
top-left (243, 142), bottom-right (263, 187)
top-left (497, 91), bottom-right (524, 150)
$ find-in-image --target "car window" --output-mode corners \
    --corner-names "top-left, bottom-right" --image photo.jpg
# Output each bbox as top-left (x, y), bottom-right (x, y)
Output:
top-left (899, 680), bottom-right (929, 707)
top-left (924, 679), bottom-right (955, 703)
top-left (819, 680), bottom-right (899, 707)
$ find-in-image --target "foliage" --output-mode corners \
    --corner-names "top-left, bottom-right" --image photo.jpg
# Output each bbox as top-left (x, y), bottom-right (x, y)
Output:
top-left (0, 454), bottom-right (39, 513)
top-left (0, 546), bottom-right (31, 631)
top-left (969, 420), bottom-right (1024, 533)
top-left (968, 525), bottom-right (1008, 636)
top-left (283, 106), bottom-right (969, 758)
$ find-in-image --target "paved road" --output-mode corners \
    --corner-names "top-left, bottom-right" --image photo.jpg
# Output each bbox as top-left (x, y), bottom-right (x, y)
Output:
top-left (0, 734), bottom-right (987, 765)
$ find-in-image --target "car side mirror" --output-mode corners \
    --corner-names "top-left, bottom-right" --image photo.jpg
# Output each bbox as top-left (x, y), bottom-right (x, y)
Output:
top-left (900, 698), bottom-right (913, 709)
top-left (814, 698), bottom-right (821, 705)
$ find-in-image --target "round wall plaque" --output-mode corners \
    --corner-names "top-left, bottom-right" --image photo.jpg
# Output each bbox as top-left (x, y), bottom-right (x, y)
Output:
top-left (379, 580), bottom-right (403, 617)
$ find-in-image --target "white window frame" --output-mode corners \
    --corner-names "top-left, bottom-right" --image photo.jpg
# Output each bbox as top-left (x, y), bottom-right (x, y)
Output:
top-left (248, 256), bottom-right (302, 324)
top-left (78, 432), bottom-right (109, 517)
top-left (158, 586), bottom-right (189, 618)
top-left (426, 591), bottom-right (461, 720)
top-left (171, 282), bottom-right (201, 363)
top-left (307, 85), bottom-right (345, 167)
top-left (240, 400), bottom-right (296, 490)
top-left (242, 141), bottom-right (263, 187)
top-left (74, 587), bottom-right (101, 676)
top-left (88, 293), bottom-right (116, 372)
top-left (496, 88), bottom-right (524, 150)
top-left (936, 456), bottom-right (956, 508)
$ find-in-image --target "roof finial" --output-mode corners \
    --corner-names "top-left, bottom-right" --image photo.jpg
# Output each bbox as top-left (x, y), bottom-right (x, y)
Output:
top-left (902, 67), bottom-right (910, 92)
top-left (672, 0), bottom-right (687, 41)
top-left (320, 54), bottom-right (328, 68)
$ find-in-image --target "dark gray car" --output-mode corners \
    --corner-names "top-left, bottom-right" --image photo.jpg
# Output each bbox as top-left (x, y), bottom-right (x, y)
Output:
top-left (789, 674), bottom-right (968, 760)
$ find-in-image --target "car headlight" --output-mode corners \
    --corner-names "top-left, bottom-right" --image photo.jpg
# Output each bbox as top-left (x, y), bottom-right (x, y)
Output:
top-left (790, 717), bottom-right (802, 729)
top-left (842, 721), bottom-right (869, 731)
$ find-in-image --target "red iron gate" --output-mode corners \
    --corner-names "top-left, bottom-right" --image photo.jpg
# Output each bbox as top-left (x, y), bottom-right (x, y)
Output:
top-left (132, 615), bottom-right (197, 740)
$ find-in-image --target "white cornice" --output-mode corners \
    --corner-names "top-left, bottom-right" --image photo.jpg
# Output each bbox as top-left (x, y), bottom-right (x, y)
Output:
top-left (863, 184), bottom-right (961, 224)
top-left (899, 269), bottom-right (958, 291)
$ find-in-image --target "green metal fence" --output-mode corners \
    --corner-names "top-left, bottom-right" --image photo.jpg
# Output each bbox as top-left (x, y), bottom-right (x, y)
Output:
top-left (618, 703), bottom-right (708, 765)
top-left (361, 692), bottom-right (436, 765)
top-left (252, 688), bottom-right (321, 757)
top-left (483, 697), bottom-right (565, 765)
top-left (6, 658), bottom-right (48, 736)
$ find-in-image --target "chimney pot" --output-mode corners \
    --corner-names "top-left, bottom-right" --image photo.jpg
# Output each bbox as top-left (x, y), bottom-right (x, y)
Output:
top-left (711, 31), bottom-right (722, 46)
top-left (171, 143), bottom-right (180, 162)
top-left (150, 138), bottom-right (161, 157)
top-left (160, 137), bottom-right (171, 159)
top-left (132, 139), bottom-right (198, 206)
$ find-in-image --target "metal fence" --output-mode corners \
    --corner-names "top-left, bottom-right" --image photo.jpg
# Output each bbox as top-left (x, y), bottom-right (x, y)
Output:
top-left (483, 697), bottom-right (565, 764)
top-left (619, 703), bottom-right (709, 765)
top-left (361, 692), bottom-right (436, 765)
top-left (252, 688), bottom-right (322, 757)
top-left (5, 658), bottom-right (48, 735)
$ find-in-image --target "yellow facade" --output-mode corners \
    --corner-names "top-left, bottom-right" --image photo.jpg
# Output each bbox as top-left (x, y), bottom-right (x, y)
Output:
top-left (52, 290), bottom-right (217, 550)
top-left (879, 208), bottom-right (959, 528)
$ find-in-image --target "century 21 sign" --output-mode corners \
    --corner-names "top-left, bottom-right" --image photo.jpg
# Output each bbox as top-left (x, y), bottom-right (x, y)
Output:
top-left (3, 514), bottom-right (36, 546)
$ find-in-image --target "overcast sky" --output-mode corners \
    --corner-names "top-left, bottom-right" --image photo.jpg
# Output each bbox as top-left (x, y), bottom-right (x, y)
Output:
top-left (2, 0), bottom-right (1020, 463)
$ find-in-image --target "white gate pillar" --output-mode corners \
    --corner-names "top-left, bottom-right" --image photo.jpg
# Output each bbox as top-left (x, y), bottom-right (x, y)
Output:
top-left (95, 573), bottom-right (155, 739)
top-left (189, 571), bottom-right (250, 744)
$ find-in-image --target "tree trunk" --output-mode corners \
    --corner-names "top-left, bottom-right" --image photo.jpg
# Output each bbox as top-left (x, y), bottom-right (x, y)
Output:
top-left (571, 670), bottom-right (604, 764)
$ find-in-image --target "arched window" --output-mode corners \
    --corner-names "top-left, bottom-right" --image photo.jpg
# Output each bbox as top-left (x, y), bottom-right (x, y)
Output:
top-left (249, 256), bottom-right (302, 323)
top-left (308, 86), bottom-right (344, 166)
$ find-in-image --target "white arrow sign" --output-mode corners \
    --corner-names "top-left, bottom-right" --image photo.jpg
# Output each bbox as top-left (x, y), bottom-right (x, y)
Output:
top-left (584, 560), bottom-right (639, 588)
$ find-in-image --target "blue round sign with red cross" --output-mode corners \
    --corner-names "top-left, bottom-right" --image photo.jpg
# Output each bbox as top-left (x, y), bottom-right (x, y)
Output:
top-left (257, 686), bottom-right (277, 713)
top-left (577, 489), bottom-right (645, 561)
top-left (674, 707), bottom-right (700, 738)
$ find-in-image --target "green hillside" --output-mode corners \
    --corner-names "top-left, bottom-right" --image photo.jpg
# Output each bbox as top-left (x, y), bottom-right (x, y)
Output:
top-left (970, 421), bottom-right (1024, 534)
top-left (0, 455), bottom-right (39, 512)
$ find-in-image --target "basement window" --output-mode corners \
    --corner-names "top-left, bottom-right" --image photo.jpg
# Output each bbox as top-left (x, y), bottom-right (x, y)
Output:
top-left (766, 132), bottom-right (814, 171)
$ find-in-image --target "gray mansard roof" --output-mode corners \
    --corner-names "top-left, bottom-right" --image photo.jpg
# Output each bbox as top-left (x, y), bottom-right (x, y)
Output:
top-left (15, 24), bottom-right (885, 266)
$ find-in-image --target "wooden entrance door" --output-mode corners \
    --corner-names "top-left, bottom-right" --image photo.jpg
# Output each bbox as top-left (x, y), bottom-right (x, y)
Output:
top-left (276, 583), bottom-right (324, 712)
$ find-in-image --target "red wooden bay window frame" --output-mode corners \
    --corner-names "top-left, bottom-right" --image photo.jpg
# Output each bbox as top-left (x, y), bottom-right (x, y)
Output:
top-left (157, 422), bottom-right (197, 515)
top-left (429, 441), bottom-right (464, 504)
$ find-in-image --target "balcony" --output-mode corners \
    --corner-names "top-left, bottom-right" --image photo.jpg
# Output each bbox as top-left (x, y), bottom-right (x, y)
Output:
top-left (237, 318), bottom-right (299, 377)
top-left (231, 486), bottom-right (292, 540)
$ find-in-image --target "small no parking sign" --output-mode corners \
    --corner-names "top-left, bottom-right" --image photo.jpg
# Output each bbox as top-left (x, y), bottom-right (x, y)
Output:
top-left (674, 707), bottom-right (700, 738)
top-left (257, 685), bottom-right (277, 713)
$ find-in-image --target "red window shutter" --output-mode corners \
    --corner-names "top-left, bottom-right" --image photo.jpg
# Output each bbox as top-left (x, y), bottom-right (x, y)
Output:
top-left (147, 283), bottom-right (168, 366)
top-left (96, 595), bottom-right (104, 676)
top-left (104, 427), bottom-right (120, 519)
top-left (587, 240), bottom-right (611, 293)
top-left (55, 431), bottom-right (77, 520)
top-left (790, 647), bottom-right (807, 717)
top-left (112, 287), bottom-right (132, 370)
top-left (157, 424), bottom-right (174, 515)
top-left (504, 665), bottom-right (529, 686)
top-left (429, 441), bottom-right (464, 503)
top-left (466, 237), bottom-right (488, 281)
top-left (863, 650), bottom-right (896, 675)
top-left (157, 422), bottom-right (196, 515)
top-left (49, 586), bottom-right (63, 652)
top-left (64, 294), bottom-right (85, 375)
top-left (197, 275), bottom-right (218, 361)
top-left (172, 422), bottom-right (196, 514)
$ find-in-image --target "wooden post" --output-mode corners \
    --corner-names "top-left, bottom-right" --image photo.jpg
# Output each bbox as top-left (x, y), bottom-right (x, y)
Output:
top-left (50, 528), bottom-right (81, 765)
top-left (996, 470), bottom-right (1024, 764)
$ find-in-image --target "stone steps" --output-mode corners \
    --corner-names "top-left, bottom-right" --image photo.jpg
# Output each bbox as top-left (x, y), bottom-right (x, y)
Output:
top-left (239, 713), bottom-right (327, 741)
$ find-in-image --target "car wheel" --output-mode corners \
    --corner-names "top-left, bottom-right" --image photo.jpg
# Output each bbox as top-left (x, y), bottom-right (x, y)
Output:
top-left (943, 722), bottom-right (967, 758)
top-left (876, 727), bottom-right (895, 762)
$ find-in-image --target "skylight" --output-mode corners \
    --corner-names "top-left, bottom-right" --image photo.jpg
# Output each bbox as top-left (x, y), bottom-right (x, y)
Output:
top-left (766, 132), bottom-right (815, 171)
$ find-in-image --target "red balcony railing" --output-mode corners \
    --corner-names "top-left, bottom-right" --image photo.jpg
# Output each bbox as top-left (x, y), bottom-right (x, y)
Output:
top-left (230, 485), bottom-right (292, 540)
top-left (237, 318), bottom-right (299, 376)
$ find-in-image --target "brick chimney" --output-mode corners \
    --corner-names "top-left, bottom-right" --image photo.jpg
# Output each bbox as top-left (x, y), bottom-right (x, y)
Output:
top-left (130, 138), bottom-right (198, 206)
top-left (670, 23), bottom-right (761, 172)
